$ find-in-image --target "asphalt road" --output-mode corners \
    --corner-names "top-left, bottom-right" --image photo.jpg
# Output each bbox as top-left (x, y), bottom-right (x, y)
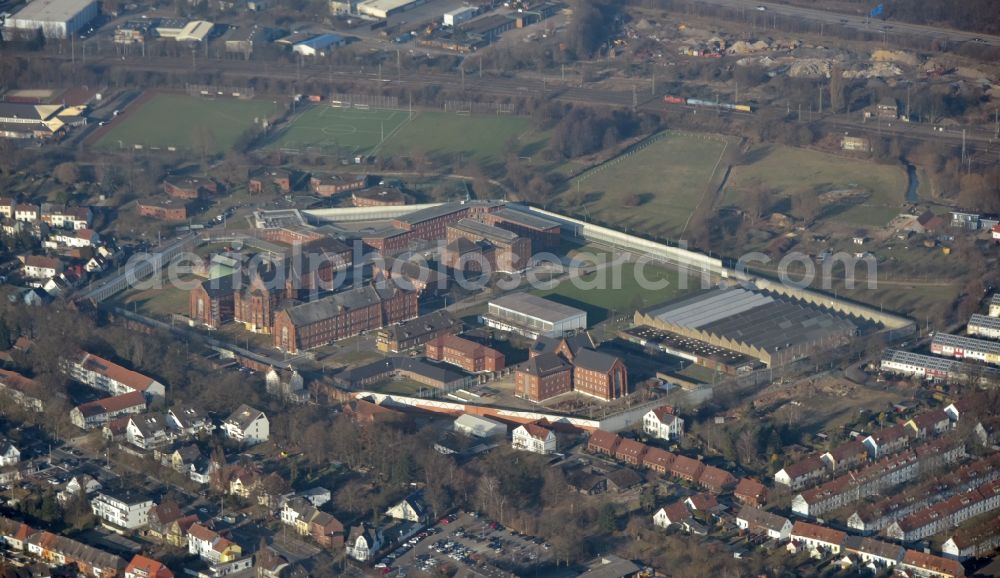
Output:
top-left (691, 0), bottom-right (1000, 47)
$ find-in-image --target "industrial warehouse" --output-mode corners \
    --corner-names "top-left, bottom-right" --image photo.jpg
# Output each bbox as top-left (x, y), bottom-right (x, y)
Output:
top-left (482, 293), bottom-right (587, 339)
top-left (2, 0), bottom-right (98, 38)
top-left (633, 286), bottom-right (860, 367)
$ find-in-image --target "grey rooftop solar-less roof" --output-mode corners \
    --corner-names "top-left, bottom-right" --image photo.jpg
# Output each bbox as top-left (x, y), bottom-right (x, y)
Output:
top-left (648, 287), bottom-right (775, 329)
top-left (8, 0), bottom-right (94, 21)
top-left (283, 285), bottom-right (396, 326)
top-left (393, 203), bottom-right (468, 226)
top-left (490, 293), bottom-right (585, 324)
top-left (492, 208), bottom-right (560, 231)
top-left (451, 218), bottom-right (519, 244)
top-left (572, 348), bottom-right (620, 374)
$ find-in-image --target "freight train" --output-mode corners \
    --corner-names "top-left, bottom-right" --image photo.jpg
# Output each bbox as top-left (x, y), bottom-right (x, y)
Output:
top-left (663, 95), bottom-right (752, 113)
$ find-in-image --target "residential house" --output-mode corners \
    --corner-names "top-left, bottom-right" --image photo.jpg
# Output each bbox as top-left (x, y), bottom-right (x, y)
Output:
top-left (774, 455), bottom-right (827, 490)
top-left (124, 554), bottom-right (174, 578)
top-left (21, 255), bottom-right (63, 280)
top-left (863, 424), bottom-right (912, 458)
top-left (614, 439), bottom-right (647, 466)
top-left (685, 493), bottom-right (722, 517)
top-left (90, 489), bottom-right (154, 531)
top-left (125, 414), bottom-right (173, 450)
top-left (698, 465), bottom-right (737, 494)
top-left (734, 478), bottom-right (767, 508)
top-left (642, 406), bottom-right (683, 441)
top-left (385, 495), bottom-right (426, 523)
top-left (0, 440), bottom-right (19, 467)
top-left (64, 352), bottom-right (166, 399)
top-left (511, 422), bottom-right (557, 455)
top-left (297, 487), bottom-right (332, 508)
top-left (57, 474), bottom-right (102, 505)
top-left (900, 550), bottom-right (965, 578)
top-left (606, 468), bottom-right (642, 493)
top-left (841, 536), bottom-right (903, 569)
top-left (652, 502), bottom-right (704, 534)
top-left (942, 516), bottom-right (1000, 560)
top-left (146, 501), bottom-right (188, 546)
top-left (25, 531), bottom-right (125, 577)
top-left (188, 523), bottom-right (242, 563)
top-left (820, 439), bottom-right (868, 474)
top-left (254, 547), bottom-right (290, 578)
top-left (345, 523), bottom-right (382, 562)
top-left (905, 409), bottom-right (952, 439)
top-left (641, 447), bottom-right (676, 475)
top-left (222, 404), bottom-right (269, 444)
top-left (228, 470), bottom-right (258, 499)
top-left (0, 515), bottom-right (35, 552)
top-left (309, 511), bottom-right (346, 550)
top-left (587, 430), bottom-right (621, 456)
top-left (70, 391), bottom-right (147, 430)
top-left (165, 406), bottom-right (212, 436)
top-left (0, 368), bottom-right (45, 412)
top-left (790, 521), bottom-right (846, 555)
top-left (669, 455), bottom-right (705, 483)
top-left (736, 506), bottom-right (792, 541)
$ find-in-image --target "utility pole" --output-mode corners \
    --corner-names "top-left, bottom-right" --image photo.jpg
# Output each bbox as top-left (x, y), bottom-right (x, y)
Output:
top-left (906, 85), bottom-right (911, 120)
top-left (632, 85), bottom-right (637, 109)
top-left (961, 129), bottom-right (967, 164)
top-left (461, 66), bottom-right (465, 90)
top-left (818, 85), bottom-right (823, 114)
top-left (735, 80), bottom-right (739, 104)
top-left (798, 103), bottom-right (802, 122)
top-left (378, 62), bottom-right (382, 82)
top-left (652, 72), bottom-right (655, 96)
top-left (479, 56), bottom-right (482, 77)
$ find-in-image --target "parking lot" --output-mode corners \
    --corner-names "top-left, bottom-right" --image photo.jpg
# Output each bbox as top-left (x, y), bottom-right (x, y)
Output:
top-left (381, 512), bottom-right (552, 577)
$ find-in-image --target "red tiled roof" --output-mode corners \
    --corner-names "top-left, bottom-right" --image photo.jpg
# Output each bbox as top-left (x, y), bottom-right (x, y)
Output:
top-left (615, 439), bottom-right (648, 459)
top-left (670, 455), bottom-right (705, 479)
top-left (650, 405), bottom-right (676, 421)
top-left (686, 493), bottom-right (719, 511)
top-left (642, 448), bottom-right (676, 470)
top-left (75, 391), bottom-right (146, 417)
top-left (78, 352), bottom-right (157, 392)
top-left (520, 421), bottom-right (553, 441)
top-left (125, 554), bottom-right (173, 578)
top-left (187, 523), bottom-right (218, 542)
top-left (734, 478), bottom-right (767, 501)
top-left (902, 549), bottom-right (964, 577)
top-left (791, 521), bottom-right (845, 546)
top-left (587, 430), bottom-right (621, 452)
top-left (698, 465), bottom-right (736, 491)
top-left (781, 455), bottom-right (826, 479)
top-left (661, 502), bottom-right (692, 524)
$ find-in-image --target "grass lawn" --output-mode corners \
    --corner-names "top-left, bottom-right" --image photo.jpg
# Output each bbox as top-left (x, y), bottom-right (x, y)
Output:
top-left (726, 145), bottom-right (908, 227)
top-left (116, 281), bottom-right (191, 318)
top-left (97, 94), bottom-right (278, 154)
top-left (560, 132), bottom-right (731, 238)
top-left (263, 105), bottom-right (410, 154)
top-left (533, 262), bottom-right (690, 323)
top-left (378, 112), bottom-right (534, 165)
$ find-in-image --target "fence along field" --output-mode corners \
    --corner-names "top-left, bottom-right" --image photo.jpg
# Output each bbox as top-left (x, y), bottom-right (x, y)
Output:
top-left (95, 93), bottom-right (278, 154)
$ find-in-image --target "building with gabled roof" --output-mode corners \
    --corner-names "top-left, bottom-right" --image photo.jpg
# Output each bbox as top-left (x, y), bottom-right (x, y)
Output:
top-left (643, 405), bottom-right (683, 440)
top-left (124, 554), bottom-right (174, 578)
top-left (425, 333), bottom-right (505, 373)
top-left (774, 455), bottom-right (827, 490)
top-left (221, 404), bottom-right (269, 444)
top-left (698, 465), bottom-right (737, 494)
top-left (669, 455), bottom-right (705, 483)
top-left (820, 439), bottom-right (868, 474)
top-left (511, 421), bottom-right (556, 455)
top-left (514, 352), bottom-right (573, 402)
top-left (734, 478), bottom-right (767, 508)
top-left (64, 351), bottom-right (165, 399)
top-left (375, 310), bottom-right (461, 353)
top-left (900, 549), bottom-right (965, 578)
top-left (841, 535), bottom-right (903, 568)
top-left (613, 438), bottom-right (647, 466)
top-left (70, 390), bottom-right (147, 430)
top-left (790, 521), bottom-right (845, 554)
top-left (641, 447), bottom-right (676, 474)
top-left (587, 430), bottom-right (621, 456)
top-left (736, 506), bottom-right (792, 541)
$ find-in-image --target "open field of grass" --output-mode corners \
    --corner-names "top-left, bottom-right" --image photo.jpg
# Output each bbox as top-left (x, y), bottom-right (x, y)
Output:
top-left (726, 145), bottom-right (909, 227)
top-left (378, 112), bottom-right (536, 165)
top-left (96, 94), bottom-right (277, 154)
top-left (559, 132), bottom-right (731, 238)
top-left (264, 106), bottom-right (411, 154)
top-left (114, 281), bottom-right (191, 318)
top-left (533, 262), bottom-right (690, 323)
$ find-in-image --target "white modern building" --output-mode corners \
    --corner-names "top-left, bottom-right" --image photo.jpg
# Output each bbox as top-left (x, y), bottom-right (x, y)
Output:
top-left (443, 6), bottom-right (476, 26)
top-left (453, 414), bottom-right (506, 439)
top-left (63, 352), bottom-right (166, 399)
top-left (3, 0), bottom-right (99, 39)
top-left (511, 423), bottom-right (556, 455)
top-left (642, 406), bottom-right (684, 441)
top-left (346, 524), bottom-right (382, 561)
top-left (90, 490), bottom-right (154, 531)
top-left (483, 293), bottom-right (587, 339)
top-left (222, 405), bottom-right (269, 445)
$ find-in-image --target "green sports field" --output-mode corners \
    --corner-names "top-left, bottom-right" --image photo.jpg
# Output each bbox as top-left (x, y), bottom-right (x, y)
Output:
top-left (265, 106), bottom-right (538, 164)
top-left (265, 106), bottom-right (411, 154)
top-left (96, 94), bottom-right (277, 154)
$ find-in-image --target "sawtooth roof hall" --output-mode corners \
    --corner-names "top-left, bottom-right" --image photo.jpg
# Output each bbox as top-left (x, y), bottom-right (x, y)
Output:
top-left (634, 286), bottom-right (859, 367)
